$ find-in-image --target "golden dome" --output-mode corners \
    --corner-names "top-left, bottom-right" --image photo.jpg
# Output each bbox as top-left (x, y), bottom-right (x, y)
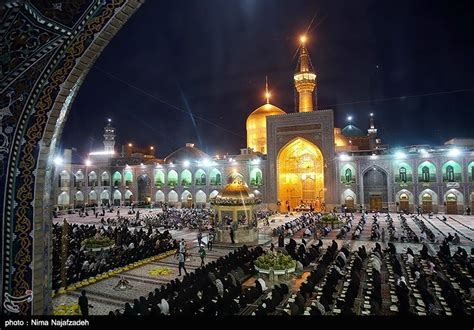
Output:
top-left (212, 179), bottom-right (260, 205)
top-left (219, 180), bottom-right (252, 199)
top-left (246, 103), bottom-right (286, 154)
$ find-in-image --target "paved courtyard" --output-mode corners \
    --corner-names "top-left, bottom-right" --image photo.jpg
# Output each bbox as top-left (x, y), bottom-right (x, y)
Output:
top-left (52, 209), bottom-right (474, 315)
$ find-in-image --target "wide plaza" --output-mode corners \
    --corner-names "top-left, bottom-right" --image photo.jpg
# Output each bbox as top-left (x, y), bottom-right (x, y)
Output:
top-left (52, 207), bottom-right (474, 315)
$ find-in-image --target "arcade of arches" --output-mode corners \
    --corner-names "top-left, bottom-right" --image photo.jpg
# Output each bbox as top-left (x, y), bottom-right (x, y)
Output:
top-left (277, 138), bottom-right (324, 211)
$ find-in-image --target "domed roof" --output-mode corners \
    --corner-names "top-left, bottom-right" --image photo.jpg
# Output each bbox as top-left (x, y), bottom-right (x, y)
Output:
top-left (341, 124), bottom-right (365, 137)
top-left (219, 180), bottom-right (253, 199)
top-left (246, 103), bottom-right (286, 126)
top-left (164, 143), bottom-right (209, 164)
top-left (211, 179), bottom-right (260, 205)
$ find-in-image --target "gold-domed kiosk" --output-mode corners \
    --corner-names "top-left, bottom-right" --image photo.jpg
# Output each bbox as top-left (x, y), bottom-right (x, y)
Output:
top-left (210, 178), bottom-right (261, 244)
top-left (246, 78), bottom-right (286, 154)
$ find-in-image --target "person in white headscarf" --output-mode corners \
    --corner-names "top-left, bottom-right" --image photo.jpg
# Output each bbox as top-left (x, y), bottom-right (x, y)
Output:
top-left (158, 298), bottom-right (169, 315)
top-left (257, 278), bottom-right (267, 291)
top-left (215, 279), bottom-right (224, 297)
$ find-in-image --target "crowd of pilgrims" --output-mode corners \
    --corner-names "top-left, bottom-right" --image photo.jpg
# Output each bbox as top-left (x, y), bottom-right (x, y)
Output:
top-left (95, 208), bottom-right (215, 230)
top-left (330, 212), bottom-right (464, 245)
top-left (272, 212), bottom-right (323, 238)
top-left (63, 222), bottom-right (472, 316)
top-left (52, 222), bottom-right (176, 291)
top-left (277, 240), bottom-right (472, 315)
top-left (112, 246), bottom-right (266, 315)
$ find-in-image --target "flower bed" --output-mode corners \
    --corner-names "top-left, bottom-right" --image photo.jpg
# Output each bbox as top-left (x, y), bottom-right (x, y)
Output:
top-left (320, 214), bottom-right (341, 226)
top-left (81, 235), bottom-right (115, 250)
top-left (53, 249), bottom-right (177, 298)
top-left (148, 267), bottom-right (173, 277)
top-left (53, 303), bottom-right (80, 316)
top-left (254, 252), bottom-right (296, 272)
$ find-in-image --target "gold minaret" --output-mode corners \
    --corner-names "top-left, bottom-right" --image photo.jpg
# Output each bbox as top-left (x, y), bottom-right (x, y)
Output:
top-left (294, 35), bottom-right (317, 112)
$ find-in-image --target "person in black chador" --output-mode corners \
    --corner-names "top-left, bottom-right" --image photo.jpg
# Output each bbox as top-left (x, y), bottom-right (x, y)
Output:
top-left (78, 290), bottom-right (93, 316)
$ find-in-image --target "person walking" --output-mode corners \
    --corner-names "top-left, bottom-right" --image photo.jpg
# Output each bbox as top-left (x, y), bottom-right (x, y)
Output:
top-left (381, 228), bottom-right (385, 243)
top-left (197, 231), bottom-right (202, 247)
top-left (199, 245), bottom-right (207, 267)
top-left (177, 252), bottom-right (188, 276)
top-left (78, 290), bottom-right (92, 316)
top-left (208, 231), bottom-right (214, 251)
top-left (230, 227), bottom-right (235, 244)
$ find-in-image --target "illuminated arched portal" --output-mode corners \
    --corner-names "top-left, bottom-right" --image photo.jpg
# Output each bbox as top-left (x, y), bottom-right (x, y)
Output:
top-left (277, 138), bottom-right (324, 211)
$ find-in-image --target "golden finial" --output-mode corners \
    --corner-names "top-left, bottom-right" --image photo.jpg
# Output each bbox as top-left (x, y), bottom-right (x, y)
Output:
top-left (265, 76), bottom-right (270, 104)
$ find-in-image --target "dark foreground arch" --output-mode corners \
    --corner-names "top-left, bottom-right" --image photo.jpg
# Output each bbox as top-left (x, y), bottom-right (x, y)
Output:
top-left (0, 0), bottom-right (143, 315)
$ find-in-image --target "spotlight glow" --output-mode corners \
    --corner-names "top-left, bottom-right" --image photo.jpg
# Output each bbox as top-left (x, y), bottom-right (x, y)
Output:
top-left (54, 156), bottom-right (63, 166)
top-left (448, 148), bottom-right (461, 157)
top-left (339, 154), bottom-right (351, 161)
top-left (394, 151), bottom-right (406, 159)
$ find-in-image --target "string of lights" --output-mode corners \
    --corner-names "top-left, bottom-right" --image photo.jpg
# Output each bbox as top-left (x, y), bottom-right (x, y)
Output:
top-left (321, 87), bottom-right (474, 109)
top-left (93, 66), bottom-right (245, 138)
top-left (94, 65), bottom-right (473, 132)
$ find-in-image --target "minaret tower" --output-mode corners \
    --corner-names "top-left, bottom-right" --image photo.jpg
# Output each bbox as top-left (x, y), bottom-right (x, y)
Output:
top-left (103, 118), bottom-right (115, 153)
top-left (368, 112), bottom-right (378, 136)
top-left (294, 35), bottom-right (317, 112)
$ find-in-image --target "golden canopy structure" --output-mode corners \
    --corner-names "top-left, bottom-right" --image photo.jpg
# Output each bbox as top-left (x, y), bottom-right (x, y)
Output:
top-left (210, 178), bottom-right (260, 244)
top-left (246, 78), bottom-right (286, 154)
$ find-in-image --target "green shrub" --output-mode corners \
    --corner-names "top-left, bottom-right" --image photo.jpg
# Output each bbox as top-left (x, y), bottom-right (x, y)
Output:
top-left (81, 236), bottom-right (114, 249)
top-left (255, 252), bottom-right (296, 270)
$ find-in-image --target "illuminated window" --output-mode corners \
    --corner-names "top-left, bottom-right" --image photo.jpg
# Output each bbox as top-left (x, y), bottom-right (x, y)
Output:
top-left (345, 168), bottom-right (352, 183)
top-left (399, 167), bottom-right (407, 183)
top-left (422, 166), bottom-right (430, 182)
top-left (446, 165), bottom-right (455, 182)
top-left (124, 171), bottom-right (133, 186)
top-left (113, 171), bottom-right (122, 186)
top-left (88, 171), bottom-right (97, 187)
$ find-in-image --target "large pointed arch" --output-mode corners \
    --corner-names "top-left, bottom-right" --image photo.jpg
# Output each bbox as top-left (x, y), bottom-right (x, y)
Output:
top-left (277, 137), bottom-right (324, 211)
top-left (0, 2), bottom-right (144, 313)
top-left (362, 165), bottom-right (389, 212)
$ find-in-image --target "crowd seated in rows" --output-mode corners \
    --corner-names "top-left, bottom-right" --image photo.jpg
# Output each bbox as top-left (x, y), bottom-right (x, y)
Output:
top-left (52, 222), bottom-right (175, 291)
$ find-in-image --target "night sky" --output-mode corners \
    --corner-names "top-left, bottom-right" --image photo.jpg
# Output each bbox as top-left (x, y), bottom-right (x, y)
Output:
top-left (61, 0), bottom-right (474, 162)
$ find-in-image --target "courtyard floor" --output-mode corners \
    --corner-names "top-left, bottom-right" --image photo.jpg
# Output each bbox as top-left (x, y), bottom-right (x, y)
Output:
top-left (52, 209), bottom-right (474, 315)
